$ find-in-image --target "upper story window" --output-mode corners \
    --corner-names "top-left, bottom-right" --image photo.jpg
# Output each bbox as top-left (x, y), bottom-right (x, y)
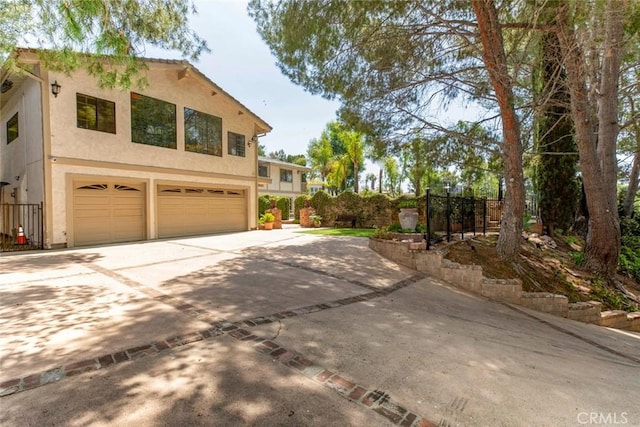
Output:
top-left (258, 162), bottom-right (269, 177)
top-left (280, 169), bottom-right (293, 183)
top-left (184, 108), bottom-right (222, 156)
top-left (131, 92), bottom-right (176, 149)
top-left (6, 112), bottom-right (18, 144)
top-left (76, 93), bottom-right (116, 133)
top-left (227, 131), bottom-right (245, 157)
top-left (301, 173), bottom-right (307, 183)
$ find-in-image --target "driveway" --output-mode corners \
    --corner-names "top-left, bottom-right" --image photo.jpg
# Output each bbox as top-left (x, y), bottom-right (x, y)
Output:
top-left (1, 226), bottom-right (638, 426)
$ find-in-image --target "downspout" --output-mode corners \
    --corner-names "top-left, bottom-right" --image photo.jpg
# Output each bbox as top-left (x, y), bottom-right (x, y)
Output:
top-left (254, 132), bottom-right (259, 230)
top-left (38, 69), bottom-right (54, 248)
top-left (253, 131), bottom-right (266, 230)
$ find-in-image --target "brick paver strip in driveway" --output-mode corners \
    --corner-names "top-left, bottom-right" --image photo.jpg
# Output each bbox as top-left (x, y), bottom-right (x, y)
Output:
top-left (1, 267), bottom-right (434, 425)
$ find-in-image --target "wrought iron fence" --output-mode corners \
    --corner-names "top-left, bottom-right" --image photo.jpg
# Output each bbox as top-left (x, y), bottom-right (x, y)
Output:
top-left (425, 190), bottom-right (487, 249)
top-left (1, 203), bottom-right (44, 252)
top-left (423, 189), bottom-right (539, 249)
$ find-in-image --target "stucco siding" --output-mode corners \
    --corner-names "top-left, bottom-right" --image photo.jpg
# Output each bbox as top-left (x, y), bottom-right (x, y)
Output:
top-left (0, 77), bottom-right (45, 205)
top-left (4, 50), bottom-right (269, 248)
top-left (46, 66), bottom-right (258, 178)
top-left (261, 164), bottom-right (306, 193)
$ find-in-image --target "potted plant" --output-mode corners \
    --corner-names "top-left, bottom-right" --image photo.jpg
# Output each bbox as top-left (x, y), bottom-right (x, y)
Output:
top-left (311, 214), bottom-right (322, 227)
top-left (261, 212), bottom-right (275, 230)
top-left (398, 199), bottom-right (419, 231)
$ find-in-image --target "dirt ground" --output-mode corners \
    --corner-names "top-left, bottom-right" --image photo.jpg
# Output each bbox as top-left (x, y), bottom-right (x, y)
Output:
top-left (442, 233), bottom-right (640, 311)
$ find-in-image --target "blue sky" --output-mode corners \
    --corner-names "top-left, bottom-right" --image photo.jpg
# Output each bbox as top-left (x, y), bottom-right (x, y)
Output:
top-left (176, 0), bottom-right (342, 158)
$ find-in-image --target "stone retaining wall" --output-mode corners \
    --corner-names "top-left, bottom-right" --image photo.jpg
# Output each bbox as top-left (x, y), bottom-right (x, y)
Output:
top-left (369, 238), bottom-right (640, 333)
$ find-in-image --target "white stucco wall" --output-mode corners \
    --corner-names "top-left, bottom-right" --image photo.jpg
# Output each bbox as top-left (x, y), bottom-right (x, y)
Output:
top-left (0, 77), bottom-right (44, 206)
top-left (259, 163), bottom-right (307, 195)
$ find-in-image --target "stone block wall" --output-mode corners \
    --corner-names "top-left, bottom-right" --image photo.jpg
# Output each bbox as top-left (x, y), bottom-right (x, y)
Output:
top-left (598, 311), bottom-right (631, 329)
top-left (482, 279), bottom-right (523, 304)
top-left (368, 237), bottom-right (640, 334)
top-left (628, 312), bottom-right (640, 332)
top-left (567, 301), bottom-right (602, 324)
top-left (520, 292), bottom-right (568, 317)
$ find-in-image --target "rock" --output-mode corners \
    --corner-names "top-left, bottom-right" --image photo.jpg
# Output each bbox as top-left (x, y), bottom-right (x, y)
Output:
top-left (540, 235), bottom-right (557, 249)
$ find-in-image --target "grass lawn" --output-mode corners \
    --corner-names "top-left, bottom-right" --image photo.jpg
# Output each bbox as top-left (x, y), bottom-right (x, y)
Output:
top-left (296, 228), bottom-right (375, 238)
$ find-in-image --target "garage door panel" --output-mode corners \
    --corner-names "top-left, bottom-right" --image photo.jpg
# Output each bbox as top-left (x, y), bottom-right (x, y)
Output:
top-left (73, 182), bottom-right (145, 246)
top-left (158, 187), bottom-right (246, 238)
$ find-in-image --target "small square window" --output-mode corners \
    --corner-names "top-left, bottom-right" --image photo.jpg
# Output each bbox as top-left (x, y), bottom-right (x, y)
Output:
top-left (76, 93), bottom-right (116, 134)
top-left (6, 112), bottom-right (18, 144)
top-left (258, 162), bottom-right (269, 177)
top-left (280, 169), bottom-right (293, 183)
top-left (228, 132), bottom-right (245, 157)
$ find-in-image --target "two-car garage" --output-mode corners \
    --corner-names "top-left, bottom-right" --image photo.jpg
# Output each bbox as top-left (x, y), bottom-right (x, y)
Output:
top-left (72, 180), bottom-right (247, 247)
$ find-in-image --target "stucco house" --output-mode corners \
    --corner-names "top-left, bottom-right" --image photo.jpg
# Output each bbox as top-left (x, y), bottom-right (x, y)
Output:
top-left (257, 156), bottom-right (310, 215)
top-left (1, 49), bottom-right (271, 248)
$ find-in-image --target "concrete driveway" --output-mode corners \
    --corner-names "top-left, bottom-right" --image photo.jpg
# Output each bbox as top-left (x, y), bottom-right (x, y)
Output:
top-left (1, 226), bottom-right (638, 426)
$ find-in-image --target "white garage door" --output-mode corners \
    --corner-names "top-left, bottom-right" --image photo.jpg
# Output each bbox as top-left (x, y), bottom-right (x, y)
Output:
top-left (157, 185), bottom-right (247, 238)
top-left (73, 182), bottom-right (146, 246)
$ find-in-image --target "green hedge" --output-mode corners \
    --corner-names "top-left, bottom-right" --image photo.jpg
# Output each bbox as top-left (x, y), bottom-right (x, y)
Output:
top-left (258, 195), bottom-right (290, 220)
top-left (296, 191), bottom-right (418, 228)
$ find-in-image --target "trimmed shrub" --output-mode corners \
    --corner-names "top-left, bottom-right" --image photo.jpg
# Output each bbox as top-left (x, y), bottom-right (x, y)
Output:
top-left (294, 195), bottom-right (310, 220)
top-left (258, 195), bottom-right (271, 217)
top-left (310, 190), bottom-right (333, 220)
top-left (276, 197), bottom-right (290, 220)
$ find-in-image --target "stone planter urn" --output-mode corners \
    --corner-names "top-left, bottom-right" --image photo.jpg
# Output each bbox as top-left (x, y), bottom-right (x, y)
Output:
top-left (399, 208), bottom-right (419, 231)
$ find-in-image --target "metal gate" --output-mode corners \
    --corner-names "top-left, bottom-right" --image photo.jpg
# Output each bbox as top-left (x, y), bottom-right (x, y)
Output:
top-left (0, 203), bottom-right (44, 252)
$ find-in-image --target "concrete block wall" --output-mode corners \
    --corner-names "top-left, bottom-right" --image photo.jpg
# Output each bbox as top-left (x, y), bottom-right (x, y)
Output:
top-left (567, 301), bottom-right (602, 324)
top-left (369, 238), bottom-right (640, 334)
top-left (598, 311), bottom-right (631, 329)
top-left (482, 279), bottom-right (523, 304)
top-left (628, 312), bottom-right (640, 332)
top-left (520, 292), bottom-right (568, 317)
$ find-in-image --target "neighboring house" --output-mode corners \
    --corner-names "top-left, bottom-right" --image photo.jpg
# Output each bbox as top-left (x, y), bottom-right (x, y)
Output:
top-left (257, 156), bottom-right (310, 213)
top-left (307, 178), bottom-right (325, 195)
top-left (0, 49), bottom-right (271, 248)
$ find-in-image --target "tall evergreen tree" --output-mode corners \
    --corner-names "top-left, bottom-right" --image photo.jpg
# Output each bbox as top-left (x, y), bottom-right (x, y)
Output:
top-left (534, 31), bottom-right (578, 236)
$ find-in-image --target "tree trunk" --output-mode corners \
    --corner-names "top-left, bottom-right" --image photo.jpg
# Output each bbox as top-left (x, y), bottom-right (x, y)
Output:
top-left (378, 169), bottom-right (383, 193)
top-left (597, 0), bottom-right (625, 213)
top-left (622, 100), bottom-right (640, 218)
top-left (623, 150), bottom-right (639, 217)
top-left (555, 2), bottom-right (622, 275)
top-left (353, 160), bottom-right (359, 193)
top-left (471, 0), bottom-right (525, 260)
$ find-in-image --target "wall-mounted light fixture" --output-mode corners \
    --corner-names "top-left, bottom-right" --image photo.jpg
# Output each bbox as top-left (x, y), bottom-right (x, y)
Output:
top-left (248, 134), bottom-right (258, 147)
top-left (51, 80), bottom-right (61, 97)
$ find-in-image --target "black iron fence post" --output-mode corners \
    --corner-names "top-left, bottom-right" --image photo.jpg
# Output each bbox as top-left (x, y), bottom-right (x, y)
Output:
top-left (472, 196), bottom-right (476, 236)
top-left (39, 202), bottom-right (44, 249)
top-left (425, 188), bottom-right (431, 250)
top-left (483, 197), bottom-right (487, 235)
top-left (461, 197), bottom-right (465, 241)
top-left (446, 190), bottom-right (451, 242)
